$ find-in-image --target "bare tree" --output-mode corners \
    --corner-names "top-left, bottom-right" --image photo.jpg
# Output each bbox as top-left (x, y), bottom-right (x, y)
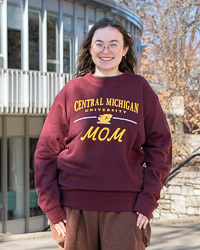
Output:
top-left (117, 0), bottom-right (200, 159)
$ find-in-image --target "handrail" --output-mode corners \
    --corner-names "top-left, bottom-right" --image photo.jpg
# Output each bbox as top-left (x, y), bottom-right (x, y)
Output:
top-left (164, 153), bottom-right (200, 187)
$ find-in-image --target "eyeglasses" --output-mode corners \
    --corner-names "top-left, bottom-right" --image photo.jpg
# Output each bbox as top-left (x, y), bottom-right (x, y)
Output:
top-left (91, 41), bottom-right (123, 53)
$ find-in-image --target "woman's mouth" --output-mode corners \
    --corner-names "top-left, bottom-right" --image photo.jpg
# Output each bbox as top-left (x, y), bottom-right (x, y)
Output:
top-left (100, 57), bottom-right (113, 61)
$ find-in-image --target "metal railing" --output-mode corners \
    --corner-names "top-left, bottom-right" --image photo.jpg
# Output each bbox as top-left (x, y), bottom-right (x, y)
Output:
top-left (164, 153), bottom-right (200, 187)
top-left (0, 69), bottom-right (73, 114)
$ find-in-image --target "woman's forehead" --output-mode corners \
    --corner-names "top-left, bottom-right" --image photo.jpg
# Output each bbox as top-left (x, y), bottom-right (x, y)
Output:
top-left (92, 26), bottom-right (123, 42)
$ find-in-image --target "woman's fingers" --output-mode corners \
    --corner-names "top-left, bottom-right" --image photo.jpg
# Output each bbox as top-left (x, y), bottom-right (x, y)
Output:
top-left (143, 217), bottom-right (149, 229)
top-left (136, 213), bottom-right (149, 229)
top-left (54, 220), bottom-right (66, 237)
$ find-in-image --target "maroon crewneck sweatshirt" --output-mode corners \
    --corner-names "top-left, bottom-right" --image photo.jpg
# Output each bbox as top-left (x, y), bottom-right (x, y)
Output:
top-left (34, 71), bottom-right (172, 223)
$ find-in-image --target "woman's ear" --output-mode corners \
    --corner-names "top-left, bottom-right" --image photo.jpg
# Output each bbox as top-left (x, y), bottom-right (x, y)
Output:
top-left (123, 46), bottom-right (129, 57)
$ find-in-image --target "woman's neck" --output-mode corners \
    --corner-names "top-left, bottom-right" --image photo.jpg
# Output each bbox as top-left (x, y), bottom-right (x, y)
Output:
top-left (94, 68), bottom-right (123, 77)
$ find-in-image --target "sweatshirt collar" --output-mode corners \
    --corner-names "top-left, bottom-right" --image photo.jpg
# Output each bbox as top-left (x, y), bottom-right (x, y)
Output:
top-left (86, 70), bottom-right (129, 84)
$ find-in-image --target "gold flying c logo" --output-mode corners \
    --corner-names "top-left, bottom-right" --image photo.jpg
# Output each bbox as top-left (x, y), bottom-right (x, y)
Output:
top-left (97, 114), bottom-right (113, 124)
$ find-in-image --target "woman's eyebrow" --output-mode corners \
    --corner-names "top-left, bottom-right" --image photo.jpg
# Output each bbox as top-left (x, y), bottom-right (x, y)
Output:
top-left (110, 40), bottom-right (119, 42)
top-left (94, 39), bottom-right (119, 43)
top-left (94, 39), bottom-right (103, 43)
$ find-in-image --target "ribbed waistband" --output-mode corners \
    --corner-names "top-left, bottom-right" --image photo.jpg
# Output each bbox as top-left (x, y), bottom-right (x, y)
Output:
top-left (61, 190), bottom-right (138, 212)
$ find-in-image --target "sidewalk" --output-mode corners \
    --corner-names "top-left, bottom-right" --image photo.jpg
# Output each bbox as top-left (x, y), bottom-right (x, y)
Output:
top-left (0, 221), bottom-right (199, 250)
top-left (148, 221), bottom-right (200, 250)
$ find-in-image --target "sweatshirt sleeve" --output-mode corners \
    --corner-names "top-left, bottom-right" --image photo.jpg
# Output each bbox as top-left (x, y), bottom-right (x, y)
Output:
top-left (34, 90), bottom-right (68, 224)
top-left (134, 81), bottom-right (172, 220)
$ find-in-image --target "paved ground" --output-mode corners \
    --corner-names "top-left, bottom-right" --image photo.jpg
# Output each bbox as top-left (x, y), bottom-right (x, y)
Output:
top-left (0, 221), bottom-right (199, 250)
top-left (148, 221), bottom-right (200, 250)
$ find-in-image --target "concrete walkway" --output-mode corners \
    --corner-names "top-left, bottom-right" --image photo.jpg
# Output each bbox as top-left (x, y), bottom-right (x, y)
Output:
top-left (0, 221), bottom-right (199, 250)
top-left (148, 221), bottom-right (200, 250)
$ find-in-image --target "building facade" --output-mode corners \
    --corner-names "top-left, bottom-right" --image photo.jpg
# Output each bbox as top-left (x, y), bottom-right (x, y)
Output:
top-left (0, 0), bottom-right (142, 233)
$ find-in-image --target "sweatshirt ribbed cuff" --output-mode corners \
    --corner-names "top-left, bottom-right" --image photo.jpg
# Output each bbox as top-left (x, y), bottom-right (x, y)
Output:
top-left (134, 195), bottom-right (158, 220)
top-left (45, 206), bottom-right (66, 224)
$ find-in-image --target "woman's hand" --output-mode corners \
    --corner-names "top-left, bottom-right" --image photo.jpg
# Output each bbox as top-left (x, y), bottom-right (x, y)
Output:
top-left (136, 212), bottom-right (149, 229)
top-left (54, 219), bottom-right (67, 237)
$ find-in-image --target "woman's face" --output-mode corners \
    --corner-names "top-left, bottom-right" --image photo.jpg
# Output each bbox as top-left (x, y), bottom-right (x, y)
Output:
top-left (90, 26), bottom-right (129, 76)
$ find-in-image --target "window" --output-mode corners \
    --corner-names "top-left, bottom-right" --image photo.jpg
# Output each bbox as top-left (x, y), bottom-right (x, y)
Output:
top-left (29, 10), bottom-right (40, 71)
top-left (7, 137), bottom-right (24, 220)
top-left (63, 38), bottom-right (72, 73)
top-left (0, 3), bottom-right (2, 54)
top-left (63, 16), bottom-right (73, 73)
top-left (63, 16), bottom-right (73, 33)
top-left (7, 5), bottom-right (22, 69)
top-left (29, 138), bottom-right (42, 217)
top-left (47, 14), bottom-right (58, 72)
top-left (77, 19), bottom-right (84, 50)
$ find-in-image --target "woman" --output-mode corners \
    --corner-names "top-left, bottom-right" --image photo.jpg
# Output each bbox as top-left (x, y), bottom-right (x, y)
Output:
top-left (34, 18), bottom-right (172, 249)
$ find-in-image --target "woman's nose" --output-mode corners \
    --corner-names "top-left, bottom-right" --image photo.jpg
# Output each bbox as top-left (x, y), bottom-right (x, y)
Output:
top-left (102, 45), bottom-right (110, 53)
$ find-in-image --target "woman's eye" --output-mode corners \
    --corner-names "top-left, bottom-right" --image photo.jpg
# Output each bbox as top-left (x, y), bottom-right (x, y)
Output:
top-left (96, 43), bottom-right (103, 47)
top-left (110, 43), bottom-right (118, 47)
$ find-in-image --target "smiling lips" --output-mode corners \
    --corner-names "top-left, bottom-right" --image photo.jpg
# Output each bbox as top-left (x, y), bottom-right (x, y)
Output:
top-left (100, 57), bottom-right (114, 61)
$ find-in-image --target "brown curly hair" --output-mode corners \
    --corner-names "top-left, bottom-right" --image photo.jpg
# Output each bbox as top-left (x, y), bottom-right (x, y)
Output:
top-left (75, 18), bottom-right (137, 77)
